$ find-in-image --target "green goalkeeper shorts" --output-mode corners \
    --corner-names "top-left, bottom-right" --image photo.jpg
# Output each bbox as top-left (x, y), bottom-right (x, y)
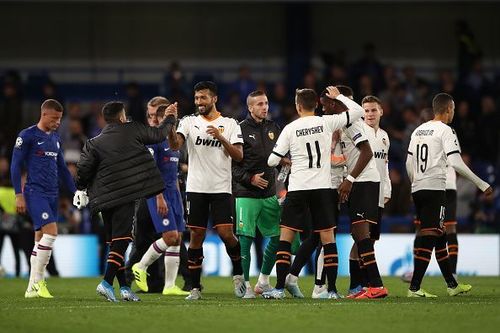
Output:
top-left (235, 196), bottom-right (281, 238)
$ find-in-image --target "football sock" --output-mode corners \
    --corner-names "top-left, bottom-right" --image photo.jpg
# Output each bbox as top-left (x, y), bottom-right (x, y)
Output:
top-left (261, 236), bottom-right (279, 276)
top-left (446, 232), bottom-right (459, 274)
top-left (178, 241), bottom-right (190, 284)
top-left (28, 242), bottom-right (38, 289)
top-left (275, 241), bottom-right (292, 290)
top-left (104, 239), bottom-right (129, 286)
top-left (258, 273), bottom-right (270, 286)
top-left (349, 259), bottom-right (362, 289)
top-left (323, 242), bottom-right (338, 293)
top-left (164, 245), bottom-right (181, 289)
top-left (116, 267), bottom-right (128, 287)
top-left (410, 235), bottom-right (435, 291)
top-left (289, 234), bottom-right (319, 276)
top-left (239, 235), bottom-right (253, 281)
top-left (315, 246), bottom-right (325, 286)
top-left (34, 234), bottom-right (56, 283)
top-left (357, 238), bottom-right (383, 288)
top-left (138, 238), bottom-right (168, 270)
top-left (187, 247), bottom-right (204, 289)
top-left (225, 241), bottom-right (243, 276)
top-left (435, 234), bottom-right (458, 288)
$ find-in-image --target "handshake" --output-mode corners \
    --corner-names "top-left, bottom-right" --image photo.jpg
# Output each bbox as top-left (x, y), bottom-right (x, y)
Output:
top-left (73, 190), bottom-right (89, 209)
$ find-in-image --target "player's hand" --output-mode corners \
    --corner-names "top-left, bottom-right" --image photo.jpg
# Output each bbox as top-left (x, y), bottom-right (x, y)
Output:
top-left (326, 86), bottom-right (341, 99)
top-left (206, 125), bottom-right (223, 140)
top-left (251, 172), bottom-right (269, 189)
top-left (73, 190), bottom-right (89, 209)
top-left (279, 157), bottom-right (291, 167)
top-left (15, 194), bottom-right (26, 214)
top-left (165, 102), bottom-right (178, 119)
top-left (338, 179), bottom-right (353, 203)
top-left (483, 186), bottom-right (493, 197)
top-left (384, 197), bottom-right (391, 204)
top-left (156, 195), bottom-right (169, 217)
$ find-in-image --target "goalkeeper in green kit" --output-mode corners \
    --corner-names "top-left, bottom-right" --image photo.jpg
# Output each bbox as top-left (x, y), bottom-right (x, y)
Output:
top-left (232, 90), bottom-right (285, 298)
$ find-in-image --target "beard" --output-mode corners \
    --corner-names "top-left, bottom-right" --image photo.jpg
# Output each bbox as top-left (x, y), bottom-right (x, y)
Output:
top-left (197, 103), bottom-right (214, 115)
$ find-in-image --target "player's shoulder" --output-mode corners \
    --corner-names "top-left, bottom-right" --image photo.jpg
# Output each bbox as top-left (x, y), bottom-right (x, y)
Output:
top-left (18, 125), bottom-right (37, 137)
top-left (219, 115), bottom-right (239, 126)
top-left (179, 113), bottom-right (197, 123)
top-left (378, 127), bottom-right (389, 138)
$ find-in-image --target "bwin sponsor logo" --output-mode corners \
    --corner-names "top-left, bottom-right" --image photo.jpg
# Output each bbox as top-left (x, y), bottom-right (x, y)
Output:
top-left (195, 136), bottom-right (222, 147)
top-left (374, 151), bottom-right (387, 159)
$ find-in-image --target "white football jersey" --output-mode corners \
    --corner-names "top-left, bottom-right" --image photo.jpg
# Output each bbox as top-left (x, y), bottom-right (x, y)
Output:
top-left (446, 165), bottom-right (457, 190)
top-left (177, 113), bottom-right (243, 193)
top-left (272, 113), bottom-right (350, 192)
top-left (408, 120), bottom-right (461, 192)
top-left (364, 125), bottom-right (391, 207)
top-left (340, 120), bottom-right (380, 183)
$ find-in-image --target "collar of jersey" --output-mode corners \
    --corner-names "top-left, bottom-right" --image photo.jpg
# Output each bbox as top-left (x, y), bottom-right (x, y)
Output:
top-left (200, 111), bottom-right (221, 122)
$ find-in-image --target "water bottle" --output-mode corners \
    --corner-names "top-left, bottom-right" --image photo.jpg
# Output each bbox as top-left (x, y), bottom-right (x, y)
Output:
top-left (277, 165), bottom-right (291, 182)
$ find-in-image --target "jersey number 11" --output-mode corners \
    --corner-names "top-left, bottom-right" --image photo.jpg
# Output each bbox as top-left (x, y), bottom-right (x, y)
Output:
top-left (306, 141), bottom-right (321, 168)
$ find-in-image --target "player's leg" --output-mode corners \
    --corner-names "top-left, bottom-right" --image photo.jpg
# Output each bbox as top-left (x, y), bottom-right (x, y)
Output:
top-left (132, 197), bottom-right (169, 291)
top-left (211, 194), bottom-right (245, 297)
top-left (444, 190), bottom-right (458, 275)
top-left (255, 196), bottom-right (281, 294)
top-left (347, 243), bottom-right (365, 297)
top-left (185, 193), bottom-right (209, 300)
top-left (235, 197), bottom-right (261, 298)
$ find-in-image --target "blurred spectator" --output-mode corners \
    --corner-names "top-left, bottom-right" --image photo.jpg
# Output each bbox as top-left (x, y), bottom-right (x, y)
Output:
top-left (126, 82), bottom-right (145, 123)
top-left (0, 157), bottom-right (11, 186)
top-left (350, 43), bottom-right (384, 95)
top-left (476, 95), bottom-right (499, 164)
top-left (451, 100), bottom-right (477, 155)
top-left (384, 168), bottom-right (411, 217)
top-left (41, 80), bottom-right (64, 107)
top-left (164, 62), bottom-right (192, 118)
top-left (222, 91), bottom-right (246, 121)
top-left (456, 20), bottom-right (482, 80)
top-left (0, 80), bottom-right (23, 156)
top-left (230, 65), bottom-right (257, 103)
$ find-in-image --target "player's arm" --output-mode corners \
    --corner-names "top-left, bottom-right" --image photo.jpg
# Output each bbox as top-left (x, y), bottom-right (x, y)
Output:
top-left (169, 114), bottom-right (189, 151)
top-left (324, 86), bottom-right (364, 127)
top-left (206, 121), bottom-right (243, 162)
top-left (447, 154), bottom-right (491, 194)
top-left (384, 138), bottom-right (392, 203)
top-left (57, 148), bottom-right (77, 194)
top-left (75, 140), bottom-right (99, 190)
top-left (10, 133), bottom-right (30, 214)
top-left (268, 125), bottom-right (290, 167)
top-left (406, 153), bottom-right (415, 183)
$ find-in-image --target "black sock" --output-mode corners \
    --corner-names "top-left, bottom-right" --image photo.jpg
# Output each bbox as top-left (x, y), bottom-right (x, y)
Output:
top-left (179, 241), bottom-right (191, 284)
top-left (349, 259), bottom-right (362, 289)
top-left (315, 245), bottom-right (325, 286)
top-left (357, 238), bottom-right (383, 288)
top-left (435, 234), bottom-right (458, 288)
top-left (290, 234), bottom-right (319, 277)
top-left (414, 235), bottom-right (422, 257)
top-left (446, 233), bottom-right (459, 274)
top-left (225, 241), bottom-right (243, 276)
top-left (410, 235), bottom-right (435, 291)
top-left (323, 243), bottom-right (338, 293)
top-left (188, 247), bottom-right (204, 289)
top-left (359, 260), bottom-right (369, 288)
top-left (116, 267), bottom-right (128, 288)
top-left (275, 241), bottom-right (292, 290)
top-left (104, 239), bottom-right (129, 286)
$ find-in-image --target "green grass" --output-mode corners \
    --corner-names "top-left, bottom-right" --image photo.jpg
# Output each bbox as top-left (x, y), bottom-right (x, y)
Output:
top-left (0, 276), bottom-right (499, 333)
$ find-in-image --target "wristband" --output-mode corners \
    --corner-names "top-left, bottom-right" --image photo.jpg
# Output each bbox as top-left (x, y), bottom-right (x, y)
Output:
top-left (346, 174), bottom-right (355, 183)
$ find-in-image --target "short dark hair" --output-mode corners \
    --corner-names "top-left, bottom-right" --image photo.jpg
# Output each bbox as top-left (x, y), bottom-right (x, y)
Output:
top-left (335, 85), bottom-right (354, 98)
top-left (102, 101), bottom-right (125, 123)
top-left (295, 88), bottom-right (318, 110)
top-left (246, 90), bottom-right (266, 106)
top-left (41, 99), bottom-right (63, 112)
top-left (194, 81), bottom-right (218, 96)
top-left (362, 95), bottom-right (382, 106)
top-left (432, 93), bottom-right (454, 115)
top-left (420, 107), bottom-right (434, 122)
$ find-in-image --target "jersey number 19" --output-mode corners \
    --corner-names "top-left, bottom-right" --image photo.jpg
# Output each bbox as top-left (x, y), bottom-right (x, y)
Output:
top-left (416, 143), bottom-right (428, 173)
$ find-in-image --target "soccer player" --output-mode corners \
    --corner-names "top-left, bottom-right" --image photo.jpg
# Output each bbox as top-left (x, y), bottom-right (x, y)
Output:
top-left (10, 99), bottom-right (77, 298)
top-left (444, 165), bottom-right (459, 276)
top-left (168, 81), bottom-right (245, 300)
top-left (406, 93), bottom-right (492, 297)
top-left (132, 97), bottom-right (189, 296)
top-left (76, 101), bottom-right (177, 302)
top-left (320, 86), bottom-right (388, 299)
top-left (232, 90), bottom-right (282, 298)
top-left (262, 87), bottom-right (365, 299)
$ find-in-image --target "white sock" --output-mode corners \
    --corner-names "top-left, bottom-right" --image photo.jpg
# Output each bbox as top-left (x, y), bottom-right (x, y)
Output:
top-left (316, 248), bottom-right (324, 281)
top-left (258, 273), bottom-right (270, 285)
top-left (245, 281), bottom-right (252, 289)
top-left (34, 235), bottom-right (56, 283)
top-left (138, 238), bottom-right (168, 270)
top-left (164, 245), bottom-right (180, 289)
top-left (286, 273), bottom-right (298, 284)
top-left (28, 242), bottom-right (39, 290)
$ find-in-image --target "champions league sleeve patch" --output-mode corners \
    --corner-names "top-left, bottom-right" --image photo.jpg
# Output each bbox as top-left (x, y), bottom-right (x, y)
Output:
top-left (14, 137), bottom-right (23, 149)
top-left (352, 133), bottom-right (362, 141)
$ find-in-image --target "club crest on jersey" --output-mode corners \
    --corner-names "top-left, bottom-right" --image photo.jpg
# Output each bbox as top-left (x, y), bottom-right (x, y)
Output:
top-left (162, 218), bottom-right (170, 226)
top-left (148, 147), bottom-right (155, 156)
top-left (15, 137), bottom-right (23, 148)
top-left (218, 125), bottom-right (225, 133)
top-left (268, 131), bottom-right (275, 140)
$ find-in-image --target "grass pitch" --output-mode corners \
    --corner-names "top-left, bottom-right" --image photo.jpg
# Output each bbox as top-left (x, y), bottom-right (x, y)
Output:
top-left (0, 276), bottom-right (499, 333)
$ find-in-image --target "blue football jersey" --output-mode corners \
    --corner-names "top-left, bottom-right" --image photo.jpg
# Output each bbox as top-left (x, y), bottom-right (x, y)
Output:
top-left (147, 140), bottom-right (179, 191)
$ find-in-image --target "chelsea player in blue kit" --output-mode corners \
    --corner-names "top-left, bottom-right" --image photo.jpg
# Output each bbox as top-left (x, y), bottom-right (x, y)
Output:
top-left (132, 97), bottom-right (189, 296)
top-left (10, 99), bottom-right (77, 298)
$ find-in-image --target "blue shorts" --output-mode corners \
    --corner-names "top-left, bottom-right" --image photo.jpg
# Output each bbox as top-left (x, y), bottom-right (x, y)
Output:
top-left (146, 189), bottom-right (185, 233)
top-left (24, 192), bottom-right (58, 231)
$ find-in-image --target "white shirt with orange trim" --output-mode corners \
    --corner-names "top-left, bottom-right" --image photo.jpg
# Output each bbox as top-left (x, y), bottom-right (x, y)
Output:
top-left (364, 124), bottom-right (391, 207)
top-left (177, 113), bottom-right (243, 193)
